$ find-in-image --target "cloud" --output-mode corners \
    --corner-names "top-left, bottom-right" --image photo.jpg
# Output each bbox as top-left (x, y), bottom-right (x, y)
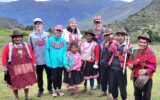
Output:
top-left (0, 0), bottom-right (18, 2)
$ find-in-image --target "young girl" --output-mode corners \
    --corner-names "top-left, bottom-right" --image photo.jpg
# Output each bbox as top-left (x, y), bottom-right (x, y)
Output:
top-left (63, 43), bottom-right (84, 96)
top-left (79, 29), bottom-right (100, 95)
top-left (46, 25), bottom-right (67, 97)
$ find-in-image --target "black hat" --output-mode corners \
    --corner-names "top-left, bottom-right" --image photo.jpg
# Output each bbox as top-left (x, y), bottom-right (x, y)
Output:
top-left (138, 32), bottom-right (151, 42)
top-left (9, 28), bottom-right (23, 37)
top-left (85, 29), bottom-right (95, 36)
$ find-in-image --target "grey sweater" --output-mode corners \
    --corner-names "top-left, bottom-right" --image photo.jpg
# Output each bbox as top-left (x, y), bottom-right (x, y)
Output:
top-left (28, 30), bottom-right (48, 65)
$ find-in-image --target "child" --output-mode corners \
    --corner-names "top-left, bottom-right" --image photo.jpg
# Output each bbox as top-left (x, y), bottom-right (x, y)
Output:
top-left (46, 25), bottom-right (67, 97)
top-left (63, 43), bottom-right (84, 96)
top-left (79, 29), bottom-right (100, 95)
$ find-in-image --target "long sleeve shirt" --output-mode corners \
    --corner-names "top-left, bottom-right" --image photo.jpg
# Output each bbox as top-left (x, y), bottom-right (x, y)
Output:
top-left (132, 48), bottom-right (157, 79)
top-left (46, 35), bottom-right (67, 68)
top-left (2, 42), bottom-right (36, 67)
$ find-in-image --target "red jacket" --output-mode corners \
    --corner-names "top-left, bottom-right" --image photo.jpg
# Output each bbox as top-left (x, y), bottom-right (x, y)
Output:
top-left (132, 48), bottom-right (157, 79)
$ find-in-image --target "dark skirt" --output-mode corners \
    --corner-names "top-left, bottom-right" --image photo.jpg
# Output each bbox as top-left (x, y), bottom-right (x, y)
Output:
top-left (4, 71), bottom-right (12, 86)
top-left (63, 70), bottom-right (84, 89)
top-left (81, 61), bottom-right (99, 80)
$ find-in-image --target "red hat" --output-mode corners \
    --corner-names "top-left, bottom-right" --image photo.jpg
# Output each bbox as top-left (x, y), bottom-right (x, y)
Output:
top-left (55, 25), bottom-right (64, 31)
top-left (93, 16), bottom-right (102, 23)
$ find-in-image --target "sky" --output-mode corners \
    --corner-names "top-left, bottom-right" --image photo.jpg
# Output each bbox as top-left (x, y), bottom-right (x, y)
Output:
top-left (0, 0), bottom-right (51, 2)
top-left (0, 0), bottom-right (134, 2)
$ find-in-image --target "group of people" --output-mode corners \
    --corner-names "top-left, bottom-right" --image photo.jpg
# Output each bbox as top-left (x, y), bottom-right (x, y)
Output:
top-left (1, 16), bottom-right (157, 100)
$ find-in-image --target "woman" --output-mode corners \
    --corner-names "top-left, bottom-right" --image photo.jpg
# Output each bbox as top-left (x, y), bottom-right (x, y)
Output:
top-left (46, 25), bottom-right (67, 97)
top-left (62, 18), bottom-right (82, 49)
top-left (2, 28), bottom-right (37, 100)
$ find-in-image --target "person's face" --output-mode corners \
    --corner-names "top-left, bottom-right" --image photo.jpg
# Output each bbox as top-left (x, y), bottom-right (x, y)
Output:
top-left (69, 21), bottom-right (77, 30)
top-left (34, 22), bottom-right (43, 31)
top-left (12, 36), bottom-right (23, 44)
top-left (86, 34), bottom-right (93, 42)
top-left (138, 38), bottom-right (148, 50)
top-left (71, 45), bottom-right (78, 54)
top-left (94, 21), bottom-right (102, 30)
top-left (55, 29), bottom-right (62, 37)
top-left (104, 35), bottom-right (110, 41)
top-left (117, 34), bottom-right (125, 43)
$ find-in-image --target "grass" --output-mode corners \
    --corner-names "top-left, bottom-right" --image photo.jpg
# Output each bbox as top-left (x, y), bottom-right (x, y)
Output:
top-left (0, 67), bottom-right (160, 100)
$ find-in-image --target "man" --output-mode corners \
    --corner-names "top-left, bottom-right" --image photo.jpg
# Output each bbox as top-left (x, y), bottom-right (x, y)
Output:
top-left (128, 32), bottom-right (157, 100)
top-left (28, 18), bottom-right (52, 97)
top-left (98, 28), bottom-right (113, 99)
top-left (109, 29), bottom-right (131, 100)
top-left (93, 15), bottom-right (104, 89)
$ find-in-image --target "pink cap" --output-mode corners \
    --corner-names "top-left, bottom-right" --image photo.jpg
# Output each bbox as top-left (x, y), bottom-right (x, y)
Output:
top-left (93, 16), bottom-right (102, 23)
top-left (55, 25), bottom-right (64, 31)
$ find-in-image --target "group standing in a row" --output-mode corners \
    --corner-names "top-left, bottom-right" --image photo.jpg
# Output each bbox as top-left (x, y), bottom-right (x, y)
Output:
top-left (1, 16), bottom-right (157, 100)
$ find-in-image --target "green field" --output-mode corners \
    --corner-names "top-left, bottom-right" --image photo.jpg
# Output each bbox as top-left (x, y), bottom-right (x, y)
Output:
top-left (0, 28), bottom-right (160, 100)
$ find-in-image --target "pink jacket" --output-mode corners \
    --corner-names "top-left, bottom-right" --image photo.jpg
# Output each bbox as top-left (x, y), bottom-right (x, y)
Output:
top-left (67, 51), bottom-right (82, 71)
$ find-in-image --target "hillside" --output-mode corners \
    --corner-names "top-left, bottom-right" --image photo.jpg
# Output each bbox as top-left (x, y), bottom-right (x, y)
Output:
top-left (111, 0), bottom-right (160, 42)
top-left (78, 0), bottom-right (151, 30)
top-left (0, 17), bottom-right (23, 29)
top-left (0, 0), bottom-right (126, 29)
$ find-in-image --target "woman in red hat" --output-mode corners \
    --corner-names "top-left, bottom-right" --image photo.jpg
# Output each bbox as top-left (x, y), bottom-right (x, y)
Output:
top-left (2, 28), bottom-right (36, 100)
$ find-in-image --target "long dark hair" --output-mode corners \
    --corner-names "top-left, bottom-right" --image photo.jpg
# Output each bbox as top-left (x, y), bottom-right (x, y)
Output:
top-left (67, 26), bottom-right (78, 34)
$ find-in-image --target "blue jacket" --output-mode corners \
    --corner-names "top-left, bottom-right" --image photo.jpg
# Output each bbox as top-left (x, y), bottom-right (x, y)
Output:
top-left (46, 35), bottom-right (67, 68)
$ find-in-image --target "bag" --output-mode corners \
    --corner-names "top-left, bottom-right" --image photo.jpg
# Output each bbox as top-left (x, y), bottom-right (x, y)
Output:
top-left (134, 75), bottom-right (149, 89)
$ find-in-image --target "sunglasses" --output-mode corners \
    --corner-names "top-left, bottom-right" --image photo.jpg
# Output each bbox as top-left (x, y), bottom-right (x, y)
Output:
top-left (56, 29), bottom-right (62, 32)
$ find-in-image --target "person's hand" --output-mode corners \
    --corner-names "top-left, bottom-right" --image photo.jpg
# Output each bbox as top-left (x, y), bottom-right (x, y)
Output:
top-left (124, 48), bottom-right (129, 53)
top-left (93, 64), bottom-right (99, 69)
top-left (128, 64), bottom-right (133, 70)
top-left (133, 59), bottom-right (140, 65)
top-left (2, 67), bottom-right (7, 75)
top-left (34, 64), bottom-right (36, 70)
top-left (67, 68), bottom-right (72, 72)
top-left (104, 42), bottom-right (109, 48)
top-left (139, 69), bottom-right (147, 75)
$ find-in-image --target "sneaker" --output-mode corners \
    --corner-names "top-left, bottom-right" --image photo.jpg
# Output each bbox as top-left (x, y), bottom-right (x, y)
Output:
top-left (58, 91), bottom-right (64, 96)
top-left (52, 91), bottom-right (58, 97)
top-left (107, 93), bottom-right (113, 99)
top-left (37, 91), bottom-right (43, 97)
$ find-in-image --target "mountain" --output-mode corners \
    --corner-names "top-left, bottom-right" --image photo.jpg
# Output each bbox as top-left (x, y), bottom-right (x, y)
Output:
top-left (0, 0), bottom-right (126, 29)
top-left (111, 0), bottom-right (160, 42)
top-left (78, 0), bottom-right (152, 30)
top-left (0, 17), bottom-right (23, 29)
